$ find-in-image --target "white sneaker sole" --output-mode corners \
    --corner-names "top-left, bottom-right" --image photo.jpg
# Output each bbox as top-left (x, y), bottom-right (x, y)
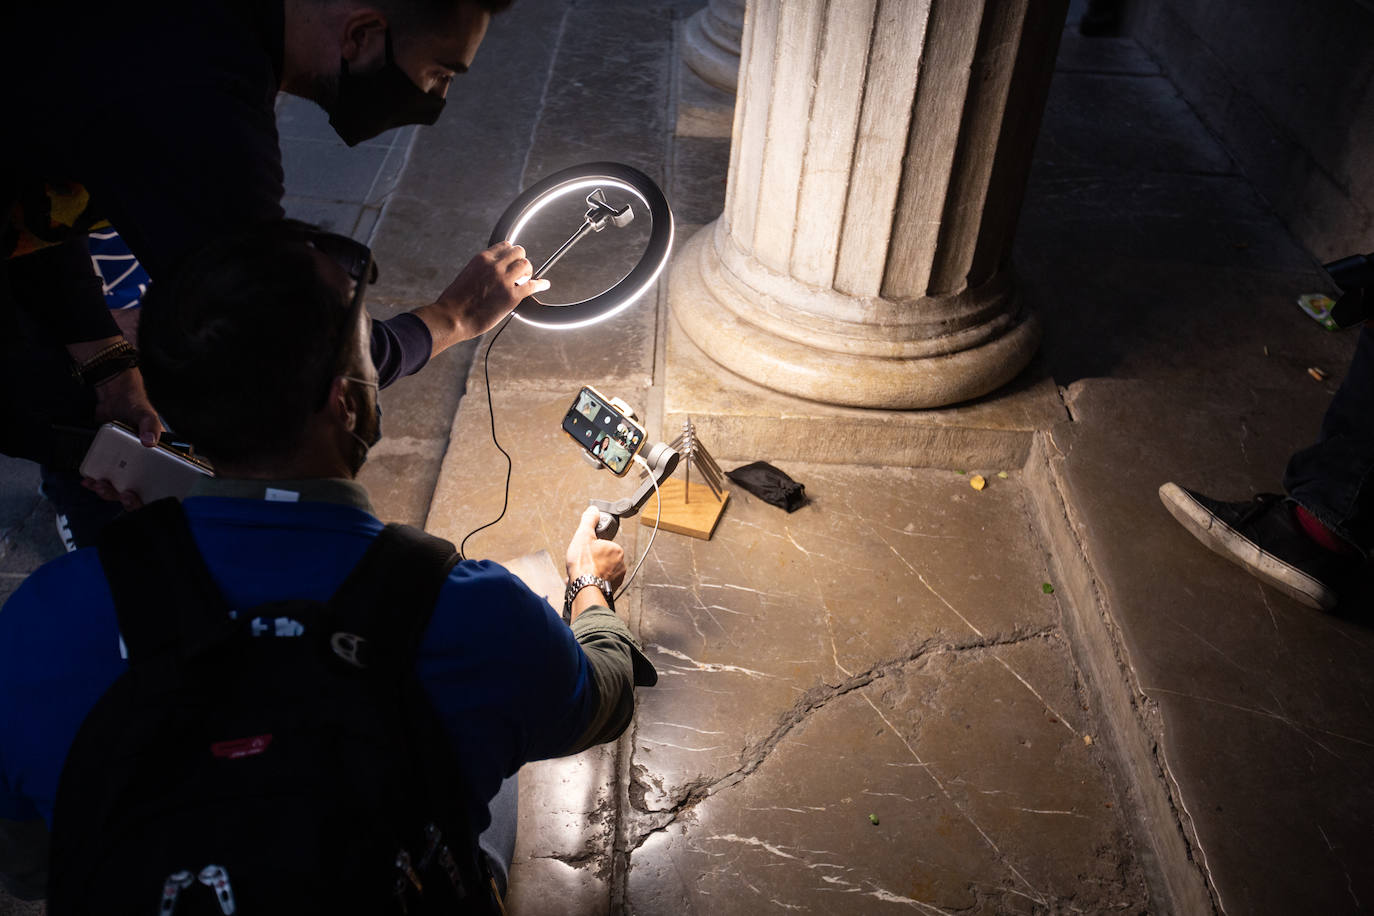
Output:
top-left (1158, 483), bottom-right (1336, 611)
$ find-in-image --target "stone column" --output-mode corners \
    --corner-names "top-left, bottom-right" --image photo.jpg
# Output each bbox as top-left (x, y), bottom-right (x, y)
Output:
top-left (681, 0), bottom-right (746, 93)
top-left (671, 0), bottom-right (1067, 409)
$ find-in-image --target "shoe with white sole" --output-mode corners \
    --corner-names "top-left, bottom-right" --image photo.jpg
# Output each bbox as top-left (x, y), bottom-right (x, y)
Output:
top-left (1158, 483), bottom-right (1352, 611)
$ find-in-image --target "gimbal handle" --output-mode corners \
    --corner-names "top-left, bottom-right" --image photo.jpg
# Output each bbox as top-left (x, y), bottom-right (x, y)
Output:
top-left (589, 441), bottom-right (681, 539)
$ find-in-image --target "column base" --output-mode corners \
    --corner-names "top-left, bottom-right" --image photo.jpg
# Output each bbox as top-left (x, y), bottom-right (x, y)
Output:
top-left (664, 228), bottom-right (1066, 469)
top-left (681, 5), bottom-right (741, 93)
top-left (674, 23), bottom-right (736, 139)
top-left (662, 308), bottom-right (1065, 470)
top-left (671, 226), bottom-right (1045, 410)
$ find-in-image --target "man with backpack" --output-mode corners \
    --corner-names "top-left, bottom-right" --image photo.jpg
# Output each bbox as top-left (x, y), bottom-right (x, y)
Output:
top-left (0, 223), bottom-right (653, 909)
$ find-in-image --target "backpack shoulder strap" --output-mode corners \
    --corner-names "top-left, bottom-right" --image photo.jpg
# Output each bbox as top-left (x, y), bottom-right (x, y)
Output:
top-left (322, 523), bottom-right (459, 675)
top-left (95, 498), bottom-right (236, 673)
top-left (324, 524), bottom-right (501, 910)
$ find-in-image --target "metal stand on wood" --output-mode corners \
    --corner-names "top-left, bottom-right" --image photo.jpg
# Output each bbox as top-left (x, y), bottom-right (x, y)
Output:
top-left (641, 418), bottom-right (729, 539)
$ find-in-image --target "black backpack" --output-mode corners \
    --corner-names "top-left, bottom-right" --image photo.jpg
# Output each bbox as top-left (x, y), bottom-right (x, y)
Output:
top-left (46, 498), bottom-right (503, 914)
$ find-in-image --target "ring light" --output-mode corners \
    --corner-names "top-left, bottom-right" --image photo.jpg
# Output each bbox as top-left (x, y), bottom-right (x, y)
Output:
top-left (489, 162), bottom-right (674, 330)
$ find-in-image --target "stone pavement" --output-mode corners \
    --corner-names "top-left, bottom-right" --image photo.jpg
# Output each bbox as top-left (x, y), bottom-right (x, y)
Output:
top-left (420, 3), bottom-right (1152, 912)
top-left (2, 1), bottom-right (1371, 914)
top-left (1017, 31), bottom-right (1374, 916)
top-left (414, 2), bottom-right (1369, 913)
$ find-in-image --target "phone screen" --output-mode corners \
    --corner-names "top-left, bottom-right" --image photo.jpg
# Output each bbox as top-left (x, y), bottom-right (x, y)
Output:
top-left (563, 387), bottom-right (645, 475)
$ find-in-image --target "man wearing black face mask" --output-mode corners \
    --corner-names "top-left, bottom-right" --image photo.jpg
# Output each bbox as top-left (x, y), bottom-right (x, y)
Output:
top-left (1, 0), bottom-right (539, 545)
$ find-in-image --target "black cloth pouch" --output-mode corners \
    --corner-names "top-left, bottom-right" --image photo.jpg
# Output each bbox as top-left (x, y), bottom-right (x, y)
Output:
top-left (726, 461), bottom-right (806, 512)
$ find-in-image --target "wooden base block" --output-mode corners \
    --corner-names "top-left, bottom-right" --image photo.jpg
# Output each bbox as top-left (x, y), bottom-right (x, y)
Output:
top-left (641, 478), bottom-right (729, 539)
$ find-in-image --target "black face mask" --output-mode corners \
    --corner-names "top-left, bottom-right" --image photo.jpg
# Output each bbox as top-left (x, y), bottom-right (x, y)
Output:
top-left (329, 29), bottom-right (445, 147)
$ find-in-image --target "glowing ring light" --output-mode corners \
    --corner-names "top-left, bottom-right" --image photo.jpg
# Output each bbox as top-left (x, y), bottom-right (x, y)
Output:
top-left (490, 162), bottom-right (674, 330)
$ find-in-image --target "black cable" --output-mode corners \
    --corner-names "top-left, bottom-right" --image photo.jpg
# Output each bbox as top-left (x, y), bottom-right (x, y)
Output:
top-left (459, 315), bottom-right (514, 561)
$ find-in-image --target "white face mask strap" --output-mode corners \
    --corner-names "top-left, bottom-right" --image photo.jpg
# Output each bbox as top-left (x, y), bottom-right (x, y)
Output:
top-left (338, 374), bottom-right (378, 389)
top-left (346, 428), bottom-right (374, 454)
top-left (335, 376), bottom-right (379, 454)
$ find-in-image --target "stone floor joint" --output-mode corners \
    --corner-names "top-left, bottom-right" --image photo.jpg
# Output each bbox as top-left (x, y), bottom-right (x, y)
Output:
top-left (1028, 432), bottom-right (1221, 913)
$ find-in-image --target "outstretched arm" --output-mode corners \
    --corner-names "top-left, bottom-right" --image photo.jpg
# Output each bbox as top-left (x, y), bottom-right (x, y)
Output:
top-left (412, 240), bottom-right (551, 357)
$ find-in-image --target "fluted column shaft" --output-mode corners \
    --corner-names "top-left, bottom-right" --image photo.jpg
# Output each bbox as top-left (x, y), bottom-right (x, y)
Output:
top-left (672, 0), bottom-right (1067, 409)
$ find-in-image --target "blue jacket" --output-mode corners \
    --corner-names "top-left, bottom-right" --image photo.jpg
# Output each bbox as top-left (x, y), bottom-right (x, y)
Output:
top-left (0, 487), bottom-right (639, 842)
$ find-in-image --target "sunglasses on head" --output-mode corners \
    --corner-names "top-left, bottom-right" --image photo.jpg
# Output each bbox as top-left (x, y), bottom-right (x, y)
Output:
top-left (287, 224), bottom-right (380, 311)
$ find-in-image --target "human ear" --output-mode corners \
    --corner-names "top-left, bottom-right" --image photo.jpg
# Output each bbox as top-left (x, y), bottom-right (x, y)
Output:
top-left (328, 376), bottom-right (358, 431)
top-left (339, 9), bottom-right (388, 62)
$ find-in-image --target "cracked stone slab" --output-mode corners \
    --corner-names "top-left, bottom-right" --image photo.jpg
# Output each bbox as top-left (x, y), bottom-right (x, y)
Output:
top-left (630, 464), bottom-right (1065, 806)
top-left (506, 748), bottom-right (620, 916)
top-left (628, 641), bottom-right (1146, 914)
top-left (622, 463), bottom-right (1145, 911)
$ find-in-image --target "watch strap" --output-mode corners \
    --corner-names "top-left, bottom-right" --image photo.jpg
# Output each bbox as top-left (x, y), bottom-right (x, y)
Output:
top-left (563, 573), bottom-right (614, 623)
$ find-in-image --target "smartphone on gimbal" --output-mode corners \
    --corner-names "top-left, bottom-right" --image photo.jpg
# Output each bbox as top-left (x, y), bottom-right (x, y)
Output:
top-left (562, 386), bottom-right (646, 476)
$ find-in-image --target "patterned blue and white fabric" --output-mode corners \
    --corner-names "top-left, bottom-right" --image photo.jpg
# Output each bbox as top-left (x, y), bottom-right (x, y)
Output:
top-left (87, 228), bottom-right (149, 310)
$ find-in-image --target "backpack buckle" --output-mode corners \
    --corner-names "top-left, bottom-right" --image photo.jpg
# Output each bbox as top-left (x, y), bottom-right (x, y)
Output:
top-left (330, 631), bottom-right (370, 668)
top-left (197, 864), bottom-right (236, 914)
top-left (159, 870), bottom-right (194, 914)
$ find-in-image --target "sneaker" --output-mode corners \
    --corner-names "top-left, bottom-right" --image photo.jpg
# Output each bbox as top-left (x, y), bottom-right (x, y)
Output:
top-left (1158, 484), bottom-right (1353, 611)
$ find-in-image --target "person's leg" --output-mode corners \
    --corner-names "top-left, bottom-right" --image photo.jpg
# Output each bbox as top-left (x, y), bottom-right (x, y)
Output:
top-left (1159, 486), bottom-right (1355, 610)
top-left (1283, 324), bottom-right (1374, 554)
top-left (478, 773), bottom-right (518, 899)
top-left (0, 322), bottom-right (120, 551)
top-left (1160, 326), bottom-right (1371, 611)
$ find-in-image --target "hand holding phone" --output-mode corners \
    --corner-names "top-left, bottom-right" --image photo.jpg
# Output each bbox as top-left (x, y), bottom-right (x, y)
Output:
top-left (79, 422), bottom-right (214, 504)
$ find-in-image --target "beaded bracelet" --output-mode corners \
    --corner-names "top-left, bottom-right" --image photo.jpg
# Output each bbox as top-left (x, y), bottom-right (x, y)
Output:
top-left (75, 340), bottom-right (140, 387)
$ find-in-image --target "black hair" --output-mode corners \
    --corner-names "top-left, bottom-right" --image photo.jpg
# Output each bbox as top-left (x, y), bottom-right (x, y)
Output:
top-left (139, 224), bottom-right (356, 466)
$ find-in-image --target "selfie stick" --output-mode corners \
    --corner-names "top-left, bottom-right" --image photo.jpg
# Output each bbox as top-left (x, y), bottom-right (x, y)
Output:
top-left (591, 441), bottom-right (680, 540)
top-left (531, 188), bottom-right (634, 282)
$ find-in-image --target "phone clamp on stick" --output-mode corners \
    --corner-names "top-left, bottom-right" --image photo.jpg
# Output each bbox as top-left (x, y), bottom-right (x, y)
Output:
top-left (590, 441), bottom-right (680, 539)
top-left (531, 188), bottom-right (636, 282)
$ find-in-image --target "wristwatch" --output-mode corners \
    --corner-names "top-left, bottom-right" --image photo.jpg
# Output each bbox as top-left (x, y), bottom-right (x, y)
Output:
top-left (564, 574), bottom-right (615, 623)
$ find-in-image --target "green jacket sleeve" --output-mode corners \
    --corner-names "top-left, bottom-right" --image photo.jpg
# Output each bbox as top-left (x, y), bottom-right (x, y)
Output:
top-left (564, 607), bottom-right (657, 754)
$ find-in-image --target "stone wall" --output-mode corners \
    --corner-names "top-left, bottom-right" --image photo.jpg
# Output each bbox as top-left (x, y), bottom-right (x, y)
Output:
top-left (1123, 0), bottom-right (1374, 259)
